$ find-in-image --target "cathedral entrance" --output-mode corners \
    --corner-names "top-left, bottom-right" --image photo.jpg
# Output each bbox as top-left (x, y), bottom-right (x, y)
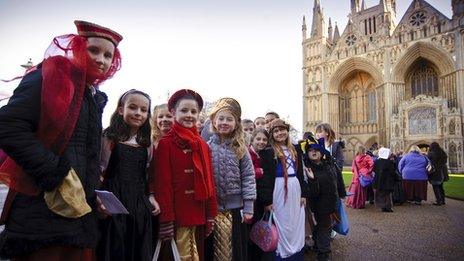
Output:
top-left (338, 70), bottom-right (380, 164)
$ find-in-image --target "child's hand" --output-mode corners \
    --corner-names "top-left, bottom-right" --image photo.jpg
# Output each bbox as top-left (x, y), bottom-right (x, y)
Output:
top-left (243, 213), bottom-right (253, 224)
top-left (300, 198), bottom-right (307, 207)
top-left (149, 194), bottom-right (161, 216)
top-left (96, 196), bottom-right (111, 217)
top-left (303, 166), bottom-right (315, 179)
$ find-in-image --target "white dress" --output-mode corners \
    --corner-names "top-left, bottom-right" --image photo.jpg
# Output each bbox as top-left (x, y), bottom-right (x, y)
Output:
top-left (272, 147), bottom-right (305, 258)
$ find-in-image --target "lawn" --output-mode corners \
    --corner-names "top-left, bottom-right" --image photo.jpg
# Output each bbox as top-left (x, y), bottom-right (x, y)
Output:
top-left (341, 171), bottom-right (464, 200)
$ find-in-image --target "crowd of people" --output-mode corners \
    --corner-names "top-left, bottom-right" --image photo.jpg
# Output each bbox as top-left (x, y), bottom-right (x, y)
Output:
top-left (346, 142), bottom-right (450, 213)
top-left (0, 20), bottom-right (452, 261)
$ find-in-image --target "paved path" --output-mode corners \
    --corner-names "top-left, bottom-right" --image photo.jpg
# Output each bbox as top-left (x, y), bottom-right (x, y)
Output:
top-left (307, 186), bottom-right (464, 260)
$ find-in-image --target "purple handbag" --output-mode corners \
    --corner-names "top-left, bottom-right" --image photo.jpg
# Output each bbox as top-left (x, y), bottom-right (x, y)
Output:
top-left (250, 211), bottom-right (279, 252)
top-left (355, 161), bottom-right (374, 187)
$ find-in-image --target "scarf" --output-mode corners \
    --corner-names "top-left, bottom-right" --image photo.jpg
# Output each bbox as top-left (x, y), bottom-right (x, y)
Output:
top-left (0, 35), bottom-right (117, 196)
top-left (170, 122), bottom-right (214, 201)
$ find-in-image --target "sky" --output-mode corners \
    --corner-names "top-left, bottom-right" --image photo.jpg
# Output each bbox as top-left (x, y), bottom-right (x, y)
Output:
top-left (0, 0), bottom-right (451, 132)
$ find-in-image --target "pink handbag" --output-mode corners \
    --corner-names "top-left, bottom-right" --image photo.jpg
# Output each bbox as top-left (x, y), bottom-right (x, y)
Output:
top-left (250, 211), bottom-right (279, 252)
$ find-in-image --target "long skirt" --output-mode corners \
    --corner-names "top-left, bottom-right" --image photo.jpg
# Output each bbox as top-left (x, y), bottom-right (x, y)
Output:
top-left (273, 176), bottom-right (305, 259)
top-left (402, 180), bottom-right (428, 201)
top-left (346, 182), bottom-right (367, 209)
top-left (374, 190), bottom-right (392, 209)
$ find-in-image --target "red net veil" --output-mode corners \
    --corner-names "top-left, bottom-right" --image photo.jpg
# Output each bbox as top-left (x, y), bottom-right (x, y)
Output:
top-left (0, 34), bottom-right (121, 195)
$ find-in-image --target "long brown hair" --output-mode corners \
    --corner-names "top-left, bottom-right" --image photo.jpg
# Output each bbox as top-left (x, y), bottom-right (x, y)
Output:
top-left (315, 122), bottom-right (336, 145)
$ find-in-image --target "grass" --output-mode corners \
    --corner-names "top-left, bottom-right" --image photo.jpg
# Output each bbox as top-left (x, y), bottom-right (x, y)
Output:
top-left (444, 176), bottom-right (464, 200)
top-left (341, 171), bottom-right (464, 200)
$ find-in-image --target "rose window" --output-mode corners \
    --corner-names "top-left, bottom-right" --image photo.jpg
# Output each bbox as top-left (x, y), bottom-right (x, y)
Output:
top-left (345, 34), bottom-right (357, 46)
top-left (410, 11), bottom-right (427, 26)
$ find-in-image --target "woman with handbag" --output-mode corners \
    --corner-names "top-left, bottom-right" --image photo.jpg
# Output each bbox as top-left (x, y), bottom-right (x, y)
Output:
top-left (346, 146), bottom-right (374, 209)
top-left (398, 146), bottom-right (429, 205)
top-left (427, 142), bottom-right (449, 206)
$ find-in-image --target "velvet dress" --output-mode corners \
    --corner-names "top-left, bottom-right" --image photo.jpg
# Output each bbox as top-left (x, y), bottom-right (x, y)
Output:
top-left (97, 142), bottom-right (153, 261)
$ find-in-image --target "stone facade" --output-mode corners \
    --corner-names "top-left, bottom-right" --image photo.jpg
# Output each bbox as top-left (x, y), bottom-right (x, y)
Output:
top-left (302, 0), bottom-right (464, 172)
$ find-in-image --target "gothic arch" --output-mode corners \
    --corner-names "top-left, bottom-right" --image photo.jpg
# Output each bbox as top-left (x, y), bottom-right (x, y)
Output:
top-left (392, 41), bottom-right (455, 82)
top-left (329, 57), bottom-right (384, 93)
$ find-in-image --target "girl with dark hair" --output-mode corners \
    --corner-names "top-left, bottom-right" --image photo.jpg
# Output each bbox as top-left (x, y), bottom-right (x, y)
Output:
top-left (427, 142), bottom-right (449, 206)
top-left (315, 123), bottom-right (344, 169)
top-left (98, 89), bottom-right (159, 261)
top-left (248, 129), bottom-right (276, 260)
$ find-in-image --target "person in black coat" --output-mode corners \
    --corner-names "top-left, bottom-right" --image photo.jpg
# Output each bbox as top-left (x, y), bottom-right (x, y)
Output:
top-left (247, 129), bottom-right (276, 261)
top-left (301, 134), bottom-right (341, 261)
top-left (0, 21), bottom-right (122, 260)
top-left (372, 148), bottom-right (400, 212)
top-left (427, 142), bottom-right (449, 206)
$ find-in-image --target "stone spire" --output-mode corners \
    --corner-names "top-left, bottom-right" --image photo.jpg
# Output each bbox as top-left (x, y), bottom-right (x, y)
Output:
top-left (328, 18), bottom-right (333, 42)
top-left (361, 0), bottom-right (366, 10)
top-left (302, 15), bottom-right (307, 39)
top-left (310, 0), bottom-right (324, 38)
top-left (333, 22), bottom-right (340, 43)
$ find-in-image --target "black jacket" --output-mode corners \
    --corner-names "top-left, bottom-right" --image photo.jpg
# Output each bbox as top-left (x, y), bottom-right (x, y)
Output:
top-left (372, 158), bottom-right (400, 192)
top-left (0, 66), bottom-right (107, 257)
top-left (256, 147), bottom-right (276, 207)
top-left (427, 150), bottom-right (449, 184)
top-left (304, 159), bottom-right (340, 215)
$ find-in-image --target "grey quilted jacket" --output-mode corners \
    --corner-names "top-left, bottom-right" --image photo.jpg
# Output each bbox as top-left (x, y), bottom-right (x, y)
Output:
top-left (208, 134), bottom-right (257, 214)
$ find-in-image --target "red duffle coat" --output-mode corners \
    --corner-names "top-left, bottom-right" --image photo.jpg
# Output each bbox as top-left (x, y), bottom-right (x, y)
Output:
top-left (149, 135), bottom-right (217, 226)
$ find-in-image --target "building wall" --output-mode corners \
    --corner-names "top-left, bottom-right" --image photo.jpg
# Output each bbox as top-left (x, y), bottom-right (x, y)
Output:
top-left (303, 0), bottom-right (464, 172)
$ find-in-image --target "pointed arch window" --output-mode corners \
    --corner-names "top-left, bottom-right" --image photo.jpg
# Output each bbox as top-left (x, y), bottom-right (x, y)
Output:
top-left (409, 63), bottom-right (438, 97)
top-left (368, 90), bottom-right (376, 122)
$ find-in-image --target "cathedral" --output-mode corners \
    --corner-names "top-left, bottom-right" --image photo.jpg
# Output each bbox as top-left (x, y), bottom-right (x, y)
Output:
top-left (302, 0), bottom-right (464, 172)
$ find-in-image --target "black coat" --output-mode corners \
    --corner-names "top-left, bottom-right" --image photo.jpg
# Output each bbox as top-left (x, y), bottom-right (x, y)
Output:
top-left (0, 65), bottom-right (106, 258)
top-left (372, 159), bottom-right (399, 192)
top-left (427, 150), bottom-right (449, 184)
top-left (256, 147), bottom-right (276, 207)
top-left (304, 159), bottom-right (340, 215)
top-left (331, 141), bottom-right (345, 169)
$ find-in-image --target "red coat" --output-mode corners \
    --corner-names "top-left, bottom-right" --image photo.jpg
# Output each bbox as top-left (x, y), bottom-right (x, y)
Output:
top-left (351, 154), bottom-right (374, 184)
top-left (149, 135), bottom-right (217, 227)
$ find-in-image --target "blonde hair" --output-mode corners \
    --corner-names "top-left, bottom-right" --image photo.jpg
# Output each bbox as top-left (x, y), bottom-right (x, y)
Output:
top-left (211, 108), bottom-right (247, 159)
top-left (315, 123), bottom-right (336, 145)
top-left (356, 146), bottom-right (366, 156)
top-left (151, 104), bottom-right (169, 144)
top-left (409, 145), bottom-right (420, 153)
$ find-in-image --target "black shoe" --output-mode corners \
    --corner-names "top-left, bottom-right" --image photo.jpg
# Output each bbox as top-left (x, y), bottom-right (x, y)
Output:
top-left (382, 208), bottom-right (393, 212)
top-left (433, 202), bottom-right (442, 206)
top-left (413, 201), bottom-right (421, 205)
